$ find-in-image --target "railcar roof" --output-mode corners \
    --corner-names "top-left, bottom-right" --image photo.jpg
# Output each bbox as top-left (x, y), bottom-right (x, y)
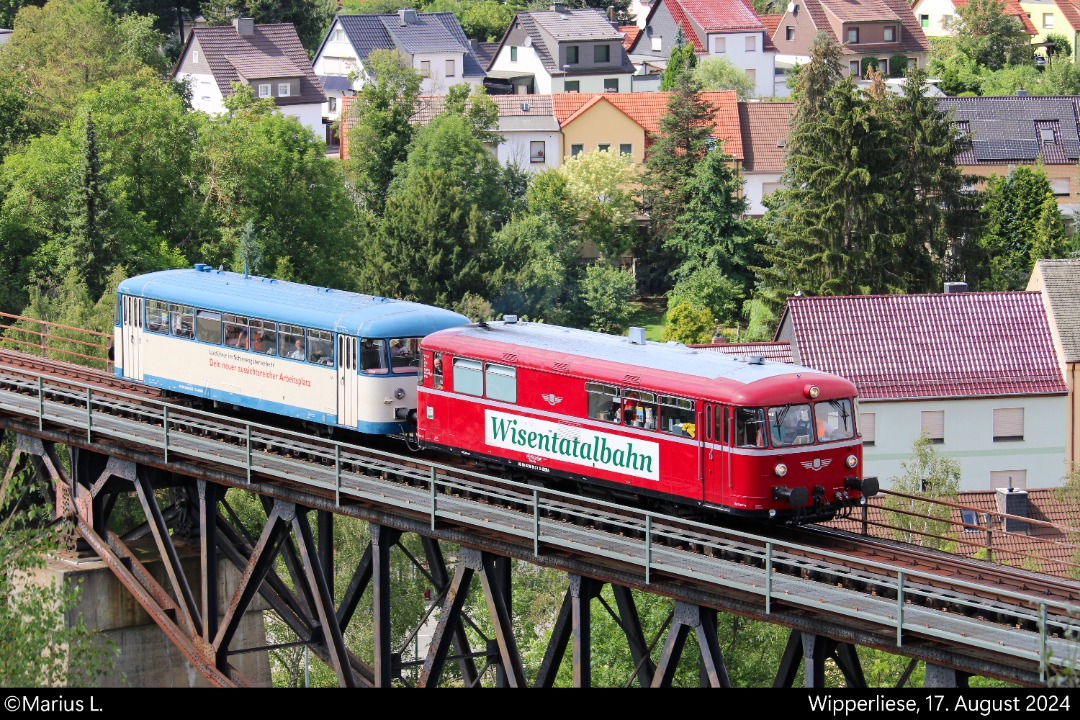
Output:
top-left (425, 321), bottom-right (850, 389)
top-left (118, 267), bottom-right (470, 337)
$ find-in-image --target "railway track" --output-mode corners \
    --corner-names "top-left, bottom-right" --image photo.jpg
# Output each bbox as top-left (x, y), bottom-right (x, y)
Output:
top-left (1, 351), bottom-right (1077, 679)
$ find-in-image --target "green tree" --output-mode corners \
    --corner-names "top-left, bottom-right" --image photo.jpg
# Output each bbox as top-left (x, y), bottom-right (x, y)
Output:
top-left (664, 147), bottom-right (757, 317)
top-left (559, 149), bottom-right (639, 262)
top-left (692, 56), bottom-right (755, 100)
top-left (884, 66), bottom-right (980, 292)
top-left (0, 458), bottom-right (117, 686)
top-left (975, 165), bottom-right (1069, 290)
top-left (667, 265), bottom-right (741, 330)
top-left (789, 32), bottom-right (843, 122)
top-left (192, 85), bottom-right (356, 289)
top-left (660, 301), bottom-right (714, 344)
top-left (643, 71), bottom-right (716, 242)
top-left (883, 434), bottom-right (961, 549)
top-left (344, 49), bottom-right (422, 215)
top-left (757, 78), bottom-right (901, 315)
top-left (0, 0), bottom-right (167, 135)
top-left (576, 262), bottom-right (636, 334)
top-left (946, 0), bottom-right (1033, 71)
top-left (661, 31), bottom-right (698, 91)
top-left (489, 213), bottom-right (579, 323)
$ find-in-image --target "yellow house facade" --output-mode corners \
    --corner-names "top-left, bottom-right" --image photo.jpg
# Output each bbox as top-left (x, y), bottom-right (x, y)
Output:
top-left (1019, 0), bottom-right (1080, 60)
top-left (553, 95), bottom-right (647, 162)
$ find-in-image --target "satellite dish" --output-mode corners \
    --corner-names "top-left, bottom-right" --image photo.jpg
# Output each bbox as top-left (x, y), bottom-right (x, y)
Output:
top-left (787, 2), bottom-right (794, 11)
top-left (524, 36), bottom-right (532, 47)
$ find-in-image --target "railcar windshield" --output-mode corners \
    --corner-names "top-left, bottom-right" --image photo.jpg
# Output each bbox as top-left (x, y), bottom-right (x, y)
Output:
top-left (388, 337), bottom-right (421, 374)
top-left (767, 403), bottom-right (813, 447)
top-left (814, 399), bottom-right (855, 442)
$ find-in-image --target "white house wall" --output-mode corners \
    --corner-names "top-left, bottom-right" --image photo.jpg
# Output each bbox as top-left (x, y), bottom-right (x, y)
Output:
top-left (180, 72), bottom-right (225, 115)
top-left (861, 395), bottom-right (1067, 491)
top-left (497, 130), bottom-right (562, 171)
top-left (279, 104), bottom-right (325, 141)
top-left (413, 51), bottom-right (483, 94)
top-left (707, 32), bottom-right (775, 98)
top-left (491, 45), bottom-right (551, 93)
top-left (741, 171), bottom-right (782, 216)
top-left (910, 0), bottom-right (957, 38)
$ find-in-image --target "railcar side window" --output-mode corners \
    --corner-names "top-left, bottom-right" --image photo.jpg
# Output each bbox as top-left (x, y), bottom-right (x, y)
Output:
top-left (249, 319), bottom-right (276, 354)
top-left (308, 329), bottom-right (334, 365)
top-left (433, 352), bottom-right (444, 389)
top-left (622, 390), bottom-right (657, 429)
top-left (735, 407), bottom-right (766, 447)
top-left (453, 358), bottom-right (483, 396)
top-left (485, 363), bottom-right (516, 403)
top-left (223, 314), bottom-right (249, 348)
top-left (169, 304), bottom-right (194, 338)
top-left (814, 399), bottom-right (855, 442)
top-left (146, 300), bottom-right (170, 334)
top-left (279, 323), bottom-right (305, 360)
top-left (658, 395), bottom-right (695, 437)
top-left (586, 382), bottom-right (619, 422)
top-left (195, 310), bottom-right (222, 345)
top-left (768, 403), bottom-right (813, 447)
top-left (388, 337), bottom-right (421, 373)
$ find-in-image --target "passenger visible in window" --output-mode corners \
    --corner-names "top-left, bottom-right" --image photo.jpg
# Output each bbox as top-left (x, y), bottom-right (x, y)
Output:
top-left (360, 338), bottom-right (388, 374)
top-left (311, 341), bottom-right (333, 365)
top-left (433, 353), bottom-right (443, 389)
top-left (288, 337), bottom-right (305, 360)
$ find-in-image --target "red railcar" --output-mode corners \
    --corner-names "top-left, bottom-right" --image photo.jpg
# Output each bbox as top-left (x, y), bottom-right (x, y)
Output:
top-left (417, 319), bottom-right (878, 523)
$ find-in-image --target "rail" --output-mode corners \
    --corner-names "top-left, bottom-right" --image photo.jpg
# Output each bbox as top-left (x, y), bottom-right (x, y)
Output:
top-left (0, 366), bottom-right (1077, 684)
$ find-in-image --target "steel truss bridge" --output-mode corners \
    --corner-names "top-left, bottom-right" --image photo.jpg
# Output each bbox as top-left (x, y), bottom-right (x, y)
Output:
top-left (0, 361), bottom-right (1077, 688)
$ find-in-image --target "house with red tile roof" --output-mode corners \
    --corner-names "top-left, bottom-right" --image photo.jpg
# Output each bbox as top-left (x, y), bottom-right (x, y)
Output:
top-left (552, 89), bottom-right (743, 163)
top-left (737, 100), bottom-right (793, 216)
top-left (173, 18), bottom-right (326, 141)
top-left (626, 0), bottom-right (781, 97)
top-left (911, 0), bottom-right (1037, 40)
top-left (776, 288), bottom-right (1068, 491)
top-left (769, 0), bottom-right (930, 80)
top-left (1027, 258), bottom-right (1080, 467)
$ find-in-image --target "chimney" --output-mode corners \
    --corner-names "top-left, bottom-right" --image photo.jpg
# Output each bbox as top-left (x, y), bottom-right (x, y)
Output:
top-left (1016, 87), bottom-right (1028, 97)
top-left (943, 281), bottom-right (967, 293)
top-left (399, 8), bottom-right (418, 25)
top-left (234, 17), bottom-right (254, 36)
top-left (996, 487), bottom-right (1029, 533)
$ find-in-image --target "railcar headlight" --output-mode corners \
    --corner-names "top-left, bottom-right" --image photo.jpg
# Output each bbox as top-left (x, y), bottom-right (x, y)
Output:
top-left (394, 387), bottom-right (406, 400)
top-left (805, 384), bottom-right (820, 399)
top-left (846, 454), bottom-right (858, 468)
top-left (774, 463), bottom-right (788, 478)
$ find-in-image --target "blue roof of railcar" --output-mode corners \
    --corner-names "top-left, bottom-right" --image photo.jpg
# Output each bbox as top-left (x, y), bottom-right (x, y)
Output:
top-left (118, 266), bottom-right (470, 337)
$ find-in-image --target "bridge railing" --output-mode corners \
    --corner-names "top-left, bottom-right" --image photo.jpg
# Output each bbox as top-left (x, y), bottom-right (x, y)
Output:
top-left (0, 312), bottom-right (112, 371)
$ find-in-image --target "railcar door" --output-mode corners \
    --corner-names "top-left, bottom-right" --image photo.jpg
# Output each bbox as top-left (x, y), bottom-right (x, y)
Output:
top-left (703, 403), bottom-right (729, 506)
top-left (120, 295), bottom-right (144, 381)
top-left (337, 334), bottom-right (358, 428)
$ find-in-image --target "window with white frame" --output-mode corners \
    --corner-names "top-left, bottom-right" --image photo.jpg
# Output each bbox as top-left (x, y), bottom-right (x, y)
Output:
top-left (993, 407), bottom-right (1024, 441)
top-left (420, 60), bottom-right (430, 75)
top-left (510, 45), bottom-right (518, 61)
top-left (745, 36), bottom-right (756, 52)
top-left (332, 27), bottom-right (345, 42)
top-left (1051, 177), bottom-right (1071, 195)
top-left (604, 78), bottom-right (619, 92)
top-left (786, 26), bottom-right (794, 40)
top-left (446, 59), bottom-right (456, 77)
top-left (327, 96), bottom-right (337, 112)
top-left (530, 140), bottom-right (546, 163)
top-left (990, 470), bottom-right (1027, 490)
top-left (859, 412), bottom-right (876, 446)
top-left (849, 60), bottom-right (861, 75)
top-left (278, 83), bottom-right (290, 97)
top-left (571, 144), bottom-right (583, 156)
top-left (620, 143), bottom-right (632, 155)
top-left (920, 14), bottom-right (928, 28)
top-left (258, 83), bottom-right (271, 98)
top-left (746, 68), bottom-right (756, 85)
top-left (921, 410), bottom-right (944, 443)
top-left (192, 50), bottom-right (199, 64)
top-left (883, 26), bottom-right (895, 42)
top-left (652, 36), bottom-right (662, 52)
top-left (1043, 13), bottom-right (1054, 28)
top-left (715, 37), bottom-right (726, 53)
top-left (847, 27), bottom-right (859, 44)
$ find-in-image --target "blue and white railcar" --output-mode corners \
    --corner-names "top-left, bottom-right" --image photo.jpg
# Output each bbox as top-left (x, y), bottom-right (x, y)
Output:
top-left (115, 265), bottom-right (470, 434)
